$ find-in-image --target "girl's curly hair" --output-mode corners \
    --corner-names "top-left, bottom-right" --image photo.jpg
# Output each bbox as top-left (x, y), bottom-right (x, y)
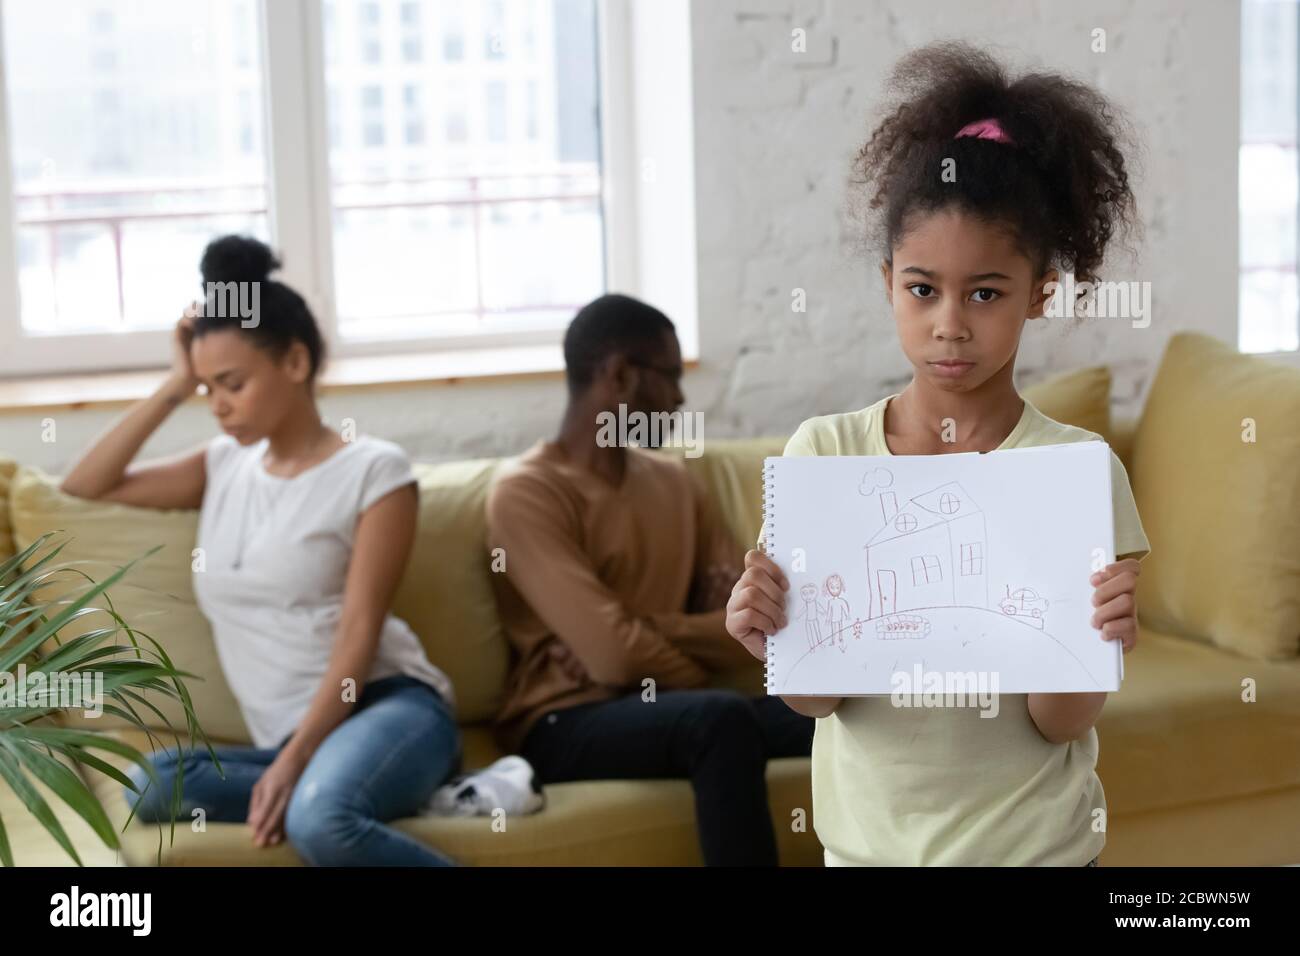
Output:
top-left (852, 42), bottom-right (1139, 285)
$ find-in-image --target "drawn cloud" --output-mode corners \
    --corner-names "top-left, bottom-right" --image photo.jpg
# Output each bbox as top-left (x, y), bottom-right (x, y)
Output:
top-left (858, 467), bottom-right (894, 497)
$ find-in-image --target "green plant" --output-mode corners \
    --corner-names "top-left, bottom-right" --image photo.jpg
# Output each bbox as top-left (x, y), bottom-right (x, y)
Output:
top-left (0, 533), bottom-right (215, 865)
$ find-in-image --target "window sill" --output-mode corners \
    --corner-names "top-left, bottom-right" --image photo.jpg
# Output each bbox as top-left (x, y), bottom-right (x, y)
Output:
top-left (0, 344), bottom-right (574, 413)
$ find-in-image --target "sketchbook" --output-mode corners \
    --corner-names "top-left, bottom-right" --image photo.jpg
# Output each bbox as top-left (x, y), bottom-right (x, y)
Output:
top-left (761, 442), bottom-right (1121, 695)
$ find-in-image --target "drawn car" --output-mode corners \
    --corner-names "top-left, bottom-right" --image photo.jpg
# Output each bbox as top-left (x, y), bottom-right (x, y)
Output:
top-left (999, 587), bottom-right (1049, 618)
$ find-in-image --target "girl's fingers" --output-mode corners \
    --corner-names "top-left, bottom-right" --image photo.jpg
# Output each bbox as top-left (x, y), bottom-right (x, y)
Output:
top-left (1101, 617), bottom-right (1137, 651)
top-left (744, 549), bottom-right (788, 591)
top-left (733, 607), bottom-right (780, 638)
top-left (1091, 570), bottom-right (1138, 605)
top-left (1090, 558), bottom-right (1141, 587)
top-left (735, 565), bottom-right (787, 608)
top-left (738, 588), bottom-right (787, 630)
top-left (736, 629), bottom-right (768, 661)
top-left (1090, 592), bottom-right (1135, 628)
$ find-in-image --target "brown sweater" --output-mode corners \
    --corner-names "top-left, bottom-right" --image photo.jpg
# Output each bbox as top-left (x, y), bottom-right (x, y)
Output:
top-left (486, 441), bottom-right (751, 752)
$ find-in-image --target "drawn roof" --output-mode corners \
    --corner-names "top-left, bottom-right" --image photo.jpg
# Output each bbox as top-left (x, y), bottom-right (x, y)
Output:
top-left (865, 481), bottom-right (982, 548)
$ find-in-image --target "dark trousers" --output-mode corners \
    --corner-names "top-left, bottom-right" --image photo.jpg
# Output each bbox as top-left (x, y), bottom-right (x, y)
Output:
top-left (521, 689), bottom-right (815, 866)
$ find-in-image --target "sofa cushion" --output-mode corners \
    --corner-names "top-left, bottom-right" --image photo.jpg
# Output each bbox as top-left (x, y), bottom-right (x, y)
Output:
top-left (396, 459), bottom-right (510, 724)
top-left (677, 437), bottom-right (787, 553)
top-left (1130, 332), bottom-right (1300, 659)
top-left (1021, 365), bottom-right (1113, 442)
top-left (0, 457), bottom-right (17, 564)
top-left (9, 466), bottom-right (253, 743)
top-left (84, 727), bottom-right (820, 866)
top-left (1097, 625), bottom-right (1300, 816)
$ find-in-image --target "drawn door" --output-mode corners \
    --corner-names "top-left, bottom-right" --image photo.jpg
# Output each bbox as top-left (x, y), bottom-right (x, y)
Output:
top-left (876, 569), bottom-right (897, 616)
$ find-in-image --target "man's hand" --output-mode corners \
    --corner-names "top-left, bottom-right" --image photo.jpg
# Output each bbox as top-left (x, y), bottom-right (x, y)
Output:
top-left (725, 550), bottom-right (789, 662)
top-left (548, 640), bottom-right (590, 683)
top-left (1090, 558), bottom-right (1141, 653)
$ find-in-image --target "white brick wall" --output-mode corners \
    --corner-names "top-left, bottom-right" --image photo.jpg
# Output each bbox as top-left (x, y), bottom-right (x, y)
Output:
top-left (0, 0), bottom-right (1241, 472)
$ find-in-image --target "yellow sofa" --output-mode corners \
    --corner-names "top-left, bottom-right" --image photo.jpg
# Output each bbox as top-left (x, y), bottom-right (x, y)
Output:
top-left (2, 331), bottom-right (1298, 866)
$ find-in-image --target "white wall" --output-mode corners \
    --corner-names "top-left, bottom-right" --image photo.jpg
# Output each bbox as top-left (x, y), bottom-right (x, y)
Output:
top-left (0, 0), bottom-right (1241, 473)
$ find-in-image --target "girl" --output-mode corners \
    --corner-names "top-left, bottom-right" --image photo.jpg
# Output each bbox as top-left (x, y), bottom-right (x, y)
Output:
top-left (725, 43), bottom-right (1150, 866)
top-left (62, 235), bottom-right (460, 866)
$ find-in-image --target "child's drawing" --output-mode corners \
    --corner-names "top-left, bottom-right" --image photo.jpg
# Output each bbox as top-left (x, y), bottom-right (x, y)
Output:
top-left (874, 612), bottom-right (931, 639)
top-left (794, 574), bottom-right (862, 654)
top-left (857, 470), bottom-right (1053, 638)
top-left (865, 479), bottom-right (990, 620)
top-left (795, 583), bottom-right (823, 651)
top-left (824, 574), bottom-right (852, 652)
top-left (768, 444), bottom-right (1117, 694)
top-left (998, 585), bottom-right (1049, 630)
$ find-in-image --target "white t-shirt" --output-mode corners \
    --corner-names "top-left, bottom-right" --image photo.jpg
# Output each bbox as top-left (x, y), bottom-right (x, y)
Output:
top-left (194, 434), bottom-right (454, 749)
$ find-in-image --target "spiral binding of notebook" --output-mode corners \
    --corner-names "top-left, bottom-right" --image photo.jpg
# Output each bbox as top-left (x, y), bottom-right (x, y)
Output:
top-left (762, 458), bottom-right (778, 693)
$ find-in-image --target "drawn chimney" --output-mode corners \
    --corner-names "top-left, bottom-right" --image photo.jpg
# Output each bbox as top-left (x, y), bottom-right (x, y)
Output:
top-left (880, 491), bottom-right (898, 525)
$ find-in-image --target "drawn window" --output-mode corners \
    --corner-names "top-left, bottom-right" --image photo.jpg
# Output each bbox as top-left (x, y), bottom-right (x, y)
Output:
top-left (939, 492), bottom-right (960, 514)
top-left (894, 513), bottom-right (917, 533)
top-left (910, 554), bottom-right (942, 586)
top-left (960, 541), bottom-right (983, 575)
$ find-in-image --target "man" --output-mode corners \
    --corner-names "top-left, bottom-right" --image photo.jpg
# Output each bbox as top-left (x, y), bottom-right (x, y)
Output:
top-left (486, 293), bottom-right (813, 866)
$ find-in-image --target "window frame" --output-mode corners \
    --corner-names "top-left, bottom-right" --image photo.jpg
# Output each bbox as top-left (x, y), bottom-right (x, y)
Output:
top-left (0, 0), bottom-right (652, 380)
top-left (1240, 0), bottom-right (1300, 365)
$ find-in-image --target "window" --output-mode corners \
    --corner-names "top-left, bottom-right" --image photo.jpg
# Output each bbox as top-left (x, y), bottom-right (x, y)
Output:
top-left (484, 0), bottom-right (505, 59)
top-left (0, 0), bottom-right (622, 377)
top-left (322, 0), bottom-right (604, 343)
top-left (358, 1), bottom-right (382, 64)
top-left (911, 555), bottom-right (942, 587)
top-left (400, 1), bottom-right (422, 62)
top-left (959, 542), bottom-right (983, 576)
top-left (403, 85), bottom-right (425, 146)
top-left (1241, 0), bottom-right (1299, 353)
top-left (443, 5), bottom-right (465, 62)
top-left (360, 86), bottom-right (385, 147)
top-left (0, 0), bottom-right (269, 371)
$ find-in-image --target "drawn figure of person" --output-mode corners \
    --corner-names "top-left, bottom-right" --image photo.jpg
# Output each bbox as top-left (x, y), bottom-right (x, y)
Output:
top-left (824, 574), bottom-right (851, 653)
top-left (796, 582), bottom-right (823, 651)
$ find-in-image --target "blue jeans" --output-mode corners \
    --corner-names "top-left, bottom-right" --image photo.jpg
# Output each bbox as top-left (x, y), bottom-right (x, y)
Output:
top-left (125, 675), bottom-right (461, 866)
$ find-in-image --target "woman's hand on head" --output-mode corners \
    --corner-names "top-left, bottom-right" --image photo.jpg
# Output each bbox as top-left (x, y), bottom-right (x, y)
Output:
top-left (725, 549), bottom-right (789, 662)
top-left (1090, 558), bottom-right (1141, 653)
top-left (169, 307), bottom-right (201, 397)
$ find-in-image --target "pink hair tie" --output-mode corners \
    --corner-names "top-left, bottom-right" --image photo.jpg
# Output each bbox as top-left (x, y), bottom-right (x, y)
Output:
top-left (954, 118), bottom-right (1015, 145)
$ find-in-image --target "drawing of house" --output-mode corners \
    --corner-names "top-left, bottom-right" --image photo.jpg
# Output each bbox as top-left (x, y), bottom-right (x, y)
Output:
top-left (863, 481), bottom-right (989, 618)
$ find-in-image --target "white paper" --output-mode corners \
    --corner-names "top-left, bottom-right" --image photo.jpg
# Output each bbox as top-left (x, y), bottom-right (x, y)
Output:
top-left (763, 442), bottom-right (1119, 695)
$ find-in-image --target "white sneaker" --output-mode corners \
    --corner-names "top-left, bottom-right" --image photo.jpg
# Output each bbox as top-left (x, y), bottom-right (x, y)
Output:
top-left (422, 755), bottom-right (545, 817)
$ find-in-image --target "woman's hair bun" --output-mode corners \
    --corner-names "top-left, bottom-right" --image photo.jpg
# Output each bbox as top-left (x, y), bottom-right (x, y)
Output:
top-left (200, 234), bottom-right (280, 286)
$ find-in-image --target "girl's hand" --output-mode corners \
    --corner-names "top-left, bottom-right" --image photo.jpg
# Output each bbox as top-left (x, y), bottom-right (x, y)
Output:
top-left (1090, 558), bottom-right (1141, 653)
top-left (248, 749), bottom-right (308, 848)
top-left (169, 308), bottom-right (201, 396)
top-left (726, 549), bottom-right (789, 661)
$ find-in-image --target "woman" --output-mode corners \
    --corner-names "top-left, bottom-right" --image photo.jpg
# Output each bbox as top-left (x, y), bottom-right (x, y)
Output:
top-left (62, 235), bottom-right (460, 866)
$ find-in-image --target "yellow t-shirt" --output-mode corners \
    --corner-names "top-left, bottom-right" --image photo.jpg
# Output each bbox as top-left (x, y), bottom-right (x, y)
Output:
top-left (781, 393), bottom-right (1150, 866)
